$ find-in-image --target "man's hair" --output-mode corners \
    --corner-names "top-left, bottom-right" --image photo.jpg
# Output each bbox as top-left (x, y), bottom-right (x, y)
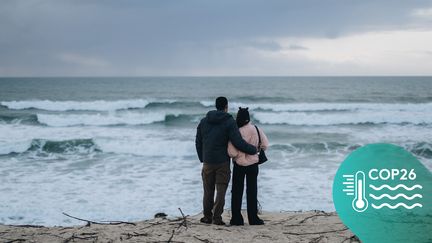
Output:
top-left (215, 97), bottom-right (228, 110)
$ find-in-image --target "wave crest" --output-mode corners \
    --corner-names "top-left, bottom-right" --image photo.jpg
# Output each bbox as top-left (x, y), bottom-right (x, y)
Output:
top-left (1, 138), bottom-right (102, 156)
top-left (36, 112), bottom-right (180, 127)
top-left (252, 110), bottom-right (432, 125)
top-left (1, 99), bottom-right (150, 111)
top-left (0, 114), bottom-right (39, 125)
top-left (201, 102), bottom-right (432, 112)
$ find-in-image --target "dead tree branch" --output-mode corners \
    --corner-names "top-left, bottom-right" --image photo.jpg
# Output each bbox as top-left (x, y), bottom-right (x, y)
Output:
top-left (62, 212), bottom-right (136, 226)
top-left (63, 233), bottom-right (98, 243)
top-left (193, 235), bottom-right (214, 243)
top-left (177, 208), bottom-right (188, 230)
top-left (299, 212), bottom-right (332, 224)
top-left (5, 239), bottom-right (26, 243)
top-left (121, 231), bottom-right (149, 240)
top-left (167, 229), bottom-right (176, 242)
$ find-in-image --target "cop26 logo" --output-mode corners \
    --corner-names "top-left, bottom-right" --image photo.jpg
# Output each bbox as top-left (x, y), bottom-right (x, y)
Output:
top-left (333, 144), bottom-right (432, 243)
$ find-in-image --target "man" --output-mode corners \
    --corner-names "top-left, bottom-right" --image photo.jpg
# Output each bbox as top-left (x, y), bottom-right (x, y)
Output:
top-left (195, 97), bottom-right (257, 225)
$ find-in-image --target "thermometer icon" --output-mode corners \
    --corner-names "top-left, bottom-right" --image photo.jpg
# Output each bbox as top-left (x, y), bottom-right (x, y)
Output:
top-left (352, 171), bottom-right (368, 212)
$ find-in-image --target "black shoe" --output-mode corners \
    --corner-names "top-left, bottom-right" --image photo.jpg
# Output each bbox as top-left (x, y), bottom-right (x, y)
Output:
top-left (200, 217), bottom-right (212, 224)
top-left (230, 218), bottom-right (244, 226)
top-left (230, 221), bottom-right (244, 226)
top-left (249, 218), bottom-right (264, 225)
top-left (212, 219), bottom-right (226, 225)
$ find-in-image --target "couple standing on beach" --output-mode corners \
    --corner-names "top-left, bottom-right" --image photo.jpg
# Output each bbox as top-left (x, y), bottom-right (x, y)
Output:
top-left (195, 97), bottom-right (269, 226)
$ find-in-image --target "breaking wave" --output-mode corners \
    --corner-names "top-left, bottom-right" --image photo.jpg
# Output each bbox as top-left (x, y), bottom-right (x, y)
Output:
top-left (1, 99), bottom-right (151, 111)
top-left (0, 137), bottom-right (194, 158)
top-left (269, 142), bottom-right (432, 161)
top-left (252, 110), bottom-right (432, 125)
top-left (0, 112), bottom-right (199, 127)
top-left (28, 138), bottom-right (100, 154)
top-left (0, 99), bottom-right (211, 112)
top-left (1, 138), bottom-right (101, 156)
top-left (269, 142), bottom-right (361, 153)
top-left (202, 101), bottom-right (432, 113)
top-left (0, 114), bottom-right (39, 125)
top-left (36, 112), bottom-right (198, 127)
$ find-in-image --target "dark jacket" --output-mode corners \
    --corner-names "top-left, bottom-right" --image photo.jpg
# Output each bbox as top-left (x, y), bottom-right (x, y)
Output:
top-left (195, 110), bottom-right (257, 164)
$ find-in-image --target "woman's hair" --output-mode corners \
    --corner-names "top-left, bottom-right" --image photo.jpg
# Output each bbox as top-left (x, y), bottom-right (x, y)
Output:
top-left (236, 107), bottom-right (250, 127)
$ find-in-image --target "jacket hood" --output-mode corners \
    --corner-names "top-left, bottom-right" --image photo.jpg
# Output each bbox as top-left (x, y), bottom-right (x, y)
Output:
top-left (206, 110), bottom-right (231, 124)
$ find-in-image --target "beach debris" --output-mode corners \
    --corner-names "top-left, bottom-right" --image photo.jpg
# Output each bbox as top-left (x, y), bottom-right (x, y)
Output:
top-left (0, 210), bottom-right (359, 243)
top-left (62, 212), bottom-right (136, 226)
top-left (154, 212), bottom-right (168, 219)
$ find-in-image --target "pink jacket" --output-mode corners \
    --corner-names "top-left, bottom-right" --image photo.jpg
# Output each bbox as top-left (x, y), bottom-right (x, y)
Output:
top-left (228, 122), bottom-right (269, 166)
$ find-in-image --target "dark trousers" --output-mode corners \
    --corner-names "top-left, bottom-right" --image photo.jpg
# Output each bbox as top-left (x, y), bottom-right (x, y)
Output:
top-left (231, 162), bottom-right (260, 224)
top-left (201, 162), bottom-right (231, 222)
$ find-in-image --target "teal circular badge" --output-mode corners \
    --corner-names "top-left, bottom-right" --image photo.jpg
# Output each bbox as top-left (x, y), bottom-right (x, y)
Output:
top-left (333, 143), bottom-right (432, 243)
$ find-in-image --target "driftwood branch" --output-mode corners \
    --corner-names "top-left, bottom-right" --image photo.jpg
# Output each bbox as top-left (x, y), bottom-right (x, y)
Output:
top-left (165, 207), bottom-right (190, 243)
top-left (62, 212), bottom-right (136, 226)
top-left (167, 229), bottom-right (176, 242)
top-left (177, 208), bottom-right (188, 229)
top-left (139, 221), bottom-right (163, 230)
top-left (1, 209), bottom-right (359, 243)
top-left (309, 235), bottom-right (325, 243)
top-left (121, 231), bottom-right (149, 240)
top-left (5, 239), bottom-right (26, 243)
top-left (299, 212), bottom-right (332, 224)
top-left (10, 224), bottom-right (44, 228)
top-left (193, 235), bottom-right (214, 243)
top-left (64, 233), bottom-right (98, 243)
top-left (99, 220), bottom-right (136, 226)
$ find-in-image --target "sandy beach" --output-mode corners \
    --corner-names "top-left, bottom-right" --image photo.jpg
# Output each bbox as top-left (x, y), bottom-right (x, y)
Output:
top-left (0, 210), bottom-right (358, 243)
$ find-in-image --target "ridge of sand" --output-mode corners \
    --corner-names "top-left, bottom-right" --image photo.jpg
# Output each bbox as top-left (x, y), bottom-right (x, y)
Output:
top-left (0, 210), bottom-right (359, 243)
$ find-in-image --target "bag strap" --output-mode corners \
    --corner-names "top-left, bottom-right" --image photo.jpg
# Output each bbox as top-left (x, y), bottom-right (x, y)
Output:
top-left (254, 125), bottom-right (261, 148)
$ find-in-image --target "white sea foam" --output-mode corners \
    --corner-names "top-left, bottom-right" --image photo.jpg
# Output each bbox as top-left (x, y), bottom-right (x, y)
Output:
top-left (253, 110), bottom-right (432, 125)
top-left (1, 99), bottom-right (150, 111)
top-left (0, 122), bottom-right (430, 225)
top-left (1, 78), bottom-right (431, 226)
top-left (0, 124), bottom-right (195, 157)
top-left (0, 139), bottom-right (31, 155)
top-left (199, 101), bottom-right (214, 107)
top-left (199, 101), bottom-right (432, 113)
top-left (37, 111), bottom-right (174, 127)
top-left (1, 105), bottom-right (431, 225)
top-left (94, 137), bottom-right (194, 157)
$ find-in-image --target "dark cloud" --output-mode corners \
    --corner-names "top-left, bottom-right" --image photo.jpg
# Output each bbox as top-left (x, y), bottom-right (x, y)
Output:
top-left (0, 0), bottom-right (431, 75)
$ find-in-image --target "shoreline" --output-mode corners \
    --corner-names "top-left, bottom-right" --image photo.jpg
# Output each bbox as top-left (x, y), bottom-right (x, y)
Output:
top-left (0, 210), bottom-right (359, 243)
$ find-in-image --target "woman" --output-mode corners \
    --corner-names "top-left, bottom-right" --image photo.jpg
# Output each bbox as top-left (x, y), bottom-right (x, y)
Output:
top-left (228, 107), bottom-right (269, 225)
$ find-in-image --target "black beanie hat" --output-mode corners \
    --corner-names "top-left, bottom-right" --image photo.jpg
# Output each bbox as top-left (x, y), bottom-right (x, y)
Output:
top-left (236, 107), bottom-right (250, 127)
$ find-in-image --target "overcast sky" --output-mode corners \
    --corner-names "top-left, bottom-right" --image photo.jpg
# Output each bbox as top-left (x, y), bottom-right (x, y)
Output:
top-left (1, 0), bottom-right (432, 76)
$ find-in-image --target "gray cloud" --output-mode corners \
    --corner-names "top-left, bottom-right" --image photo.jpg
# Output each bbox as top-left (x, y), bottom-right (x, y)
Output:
top-left (244, 41), bottom-right (283, 52)
top-left (287, 45), bottom-right (309, 51)
top-left (0, 0), bottom-right (431, 76)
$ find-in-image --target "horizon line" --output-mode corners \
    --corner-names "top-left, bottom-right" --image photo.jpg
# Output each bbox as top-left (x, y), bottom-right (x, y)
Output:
top-left (1, 75), bottom-right (432, 78)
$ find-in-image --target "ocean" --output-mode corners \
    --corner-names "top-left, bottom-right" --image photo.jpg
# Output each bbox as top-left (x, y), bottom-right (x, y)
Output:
top-left (0, 77), bottom-right (431, 226)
